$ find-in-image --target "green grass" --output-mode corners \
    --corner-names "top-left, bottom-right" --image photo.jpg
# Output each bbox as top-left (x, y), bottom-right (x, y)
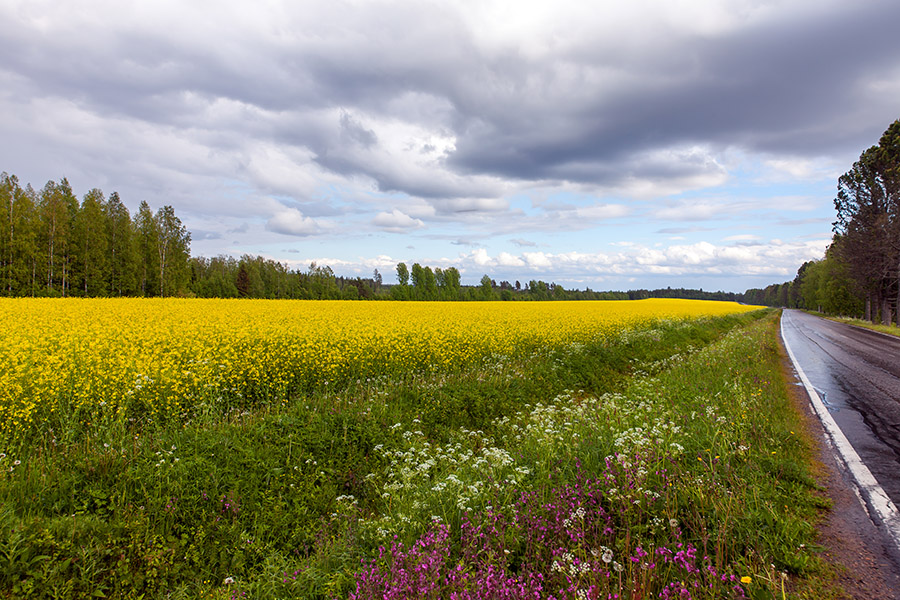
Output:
top-left (0, 310), bottom-right (844, 599)
top-left (824, 314), bottom-right (900, 338)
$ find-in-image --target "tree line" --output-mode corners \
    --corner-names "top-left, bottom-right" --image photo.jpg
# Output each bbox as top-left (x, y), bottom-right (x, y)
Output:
top-left (190, 256), bottom-right (384, 300)
top-left (744, 118), bottom-right (900, 323)
top-left (1, 173), bottom-right (190, 297)
top-left (191, 257), bottom-right (743, 303)
top-left (387, 263), bottom-right (745, 302)
top-left (391, 262), bottom-right (635, 301)
top-left (192, 258), bottom-right (633, 301)
top-left (3, 170), bottom-right (756, 303)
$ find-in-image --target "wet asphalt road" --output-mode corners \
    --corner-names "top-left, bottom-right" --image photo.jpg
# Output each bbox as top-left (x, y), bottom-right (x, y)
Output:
top-left (781, 309), bottom-right (900, 507)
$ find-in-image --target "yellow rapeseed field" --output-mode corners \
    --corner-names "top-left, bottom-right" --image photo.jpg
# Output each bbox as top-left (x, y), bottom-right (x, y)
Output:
top-left (1, 298), bottom-right (759, 443)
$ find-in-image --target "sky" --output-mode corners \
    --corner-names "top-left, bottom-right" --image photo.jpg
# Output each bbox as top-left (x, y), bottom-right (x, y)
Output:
top-left (1, 0), bottom-right (899, 293)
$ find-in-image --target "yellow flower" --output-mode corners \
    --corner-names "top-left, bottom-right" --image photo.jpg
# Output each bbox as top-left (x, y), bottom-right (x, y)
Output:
top-left (740, 575), bottom-right (752, 584)
top-left (0, 297), bottom-right (761, 443)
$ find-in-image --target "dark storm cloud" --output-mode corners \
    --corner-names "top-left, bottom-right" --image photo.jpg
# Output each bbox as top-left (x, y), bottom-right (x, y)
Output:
top-left (445, 1), bottom-right (900, 183)
top-left (339, 112), bottom-right (377, 148)
top-left (1, 0), bottom-right (898, 228)
top-left (645, 4), bottom-right (900, 153)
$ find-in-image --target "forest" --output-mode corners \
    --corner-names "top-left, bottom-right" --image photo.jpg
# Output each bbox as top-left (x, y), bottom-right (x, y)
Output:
top-left (0, 174), bottom-right (190, 298)
top-left (746, 118), bottom-right (900, 322)
top-left (1, 173), bottom-right (744, 302)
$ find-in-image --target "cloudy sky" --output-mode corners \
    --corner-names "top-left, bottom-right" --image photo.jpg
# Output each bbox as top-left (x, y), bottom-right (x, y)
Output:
top-left (2, 0), bottom-right (899, 292)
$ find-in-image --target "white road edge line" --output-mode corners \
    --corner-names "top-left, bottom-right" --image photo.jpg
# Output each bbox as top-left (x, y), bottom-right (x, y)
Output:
top-left (780, 310), bottom-right (900, 554)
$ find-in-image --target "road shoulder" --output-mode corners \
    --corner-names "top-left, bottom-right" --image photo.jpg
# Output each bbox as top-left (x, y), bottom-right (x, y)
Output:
top-left (777, 323), bottom-right (900, 599)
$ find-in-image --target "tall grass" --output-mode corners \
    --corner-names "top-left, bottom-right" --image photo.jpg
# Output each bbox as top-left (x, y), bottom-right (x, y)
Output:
top-left (0, 310), bottom-right (831, 599)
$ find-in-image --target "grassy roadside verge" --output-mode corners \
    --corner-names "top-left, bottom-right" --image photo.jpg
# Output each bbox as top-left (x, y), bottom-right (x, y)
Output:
top-left (822, 314), bottom-right (900, 338)
top-left (0, 310), bottom-right (838, 599)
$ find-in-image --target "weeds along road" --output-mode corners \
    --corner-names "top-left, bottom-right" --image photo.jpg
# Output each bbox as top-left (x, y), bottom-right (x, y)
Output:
top-left (781, 309), bottom-right (900, 511)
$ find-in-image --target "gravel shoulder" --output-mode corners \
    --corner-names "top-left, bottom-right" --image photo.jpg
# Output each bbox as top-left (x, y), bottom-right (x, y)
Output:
top-left (777, 328), bottom-right (900, 599)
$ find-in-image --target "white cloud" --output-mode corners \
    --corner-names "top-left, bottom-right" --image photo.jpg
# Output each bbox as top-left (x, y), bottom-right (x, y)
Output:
top-left (663, 241), bottom-right (716, 265)
top-left (523, 252), bottom-right (553, 269)
top-left (763, 157), bottom-right (832, 181)
top-left (654, 201), bottom-right (728, 221)
top-left (471, 248), bottom-right (492, 266)
top-left (266, 207), bottom-right (324, 236)
top-left (575, 203), bottom-right (630, 220)
top-left (496, 251), bottom-right (525, 267)
top-left (373, 209), bottom-right (425, 232)
top-left (457, 238), bottom-right (828, 280)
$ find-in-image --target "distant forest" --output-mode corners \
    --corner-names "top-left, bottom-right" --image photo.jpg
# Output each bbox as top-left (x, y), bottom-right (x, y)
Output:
top-left (746, 118), bottom-right (900, 323)
top-left (0, 170), bottom-right (743, 303)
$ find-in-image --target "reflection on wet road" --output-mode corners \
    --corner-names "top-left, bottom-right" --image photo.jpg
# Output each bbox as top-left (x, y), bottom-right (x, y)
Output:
top-left (781, 309), bottom-right (900, 507)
